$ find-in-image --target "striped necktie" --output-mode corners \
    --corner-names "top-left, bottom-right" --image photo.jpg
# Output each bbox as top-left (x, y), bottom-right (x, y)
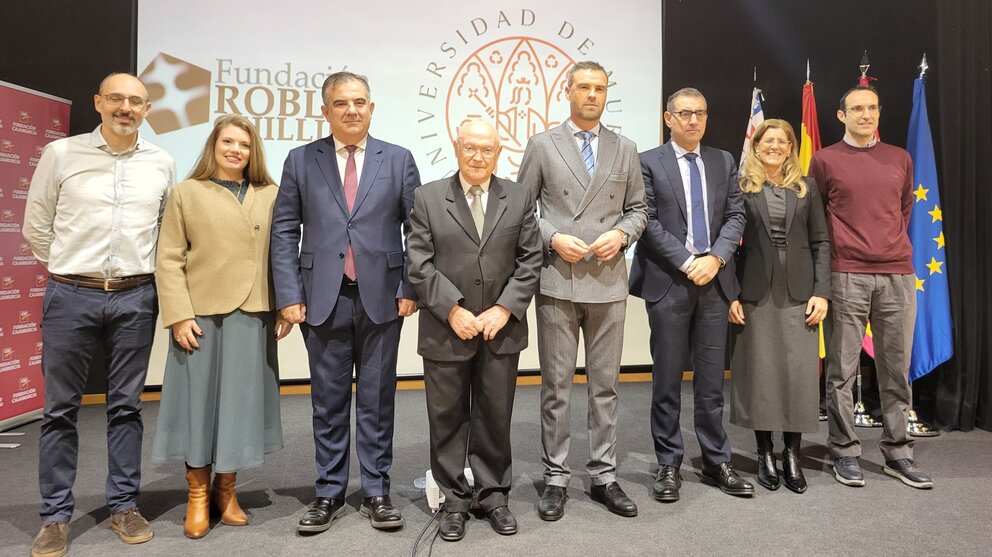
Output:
top-left (577, 131), bottom-right (595, 177)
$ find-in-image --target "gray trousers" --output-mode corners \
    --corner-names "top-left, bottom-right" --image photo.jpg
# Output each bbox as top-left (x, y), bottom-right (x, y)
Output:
top-left (38, 281), bottom-right (157, 521)
top-left (537, 294), bottom-right (626, 487)
top-left (826, 272), bottom-right (916, 461)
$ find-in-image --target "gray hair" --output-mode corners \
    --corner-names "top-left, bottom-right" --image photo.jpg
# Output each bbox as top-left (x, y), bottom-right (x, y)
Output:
top-left (566, 61), bottom-right (608, 88)
top-left (666, 87), bottom-right (706, 112)
top-left (320, 71), bottom-right (371, 104)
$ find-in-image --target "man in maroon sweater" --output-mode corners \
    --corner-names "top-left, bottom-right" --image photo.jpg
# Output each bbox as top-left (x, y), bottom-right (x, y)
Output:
top-left (809, 86), bottom-right (932, 490)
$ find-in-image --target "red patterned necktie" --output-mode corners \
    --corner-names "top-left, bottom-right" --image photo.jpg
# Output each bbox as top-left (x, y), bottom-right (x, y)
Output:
top-left (343, 145), bottom-right (358, 280)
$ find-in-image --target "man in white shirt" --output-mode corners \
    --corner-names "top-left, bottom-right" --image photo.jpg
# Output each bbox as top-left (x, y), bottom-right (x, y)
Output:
top-left (629, 87), bottom-right (750, 502)
top-left (23, 72), bottom-right (175, 557)
top-left (270, 71), bottom-right (421, 535)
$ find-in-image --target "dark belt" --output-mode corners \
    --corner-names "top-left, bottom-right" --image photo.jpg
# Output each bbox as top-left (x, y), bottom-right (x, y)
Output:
top-left (342, 276), bottom-right (358, 287)
top-left (50, 273), bottom-right (155, 292)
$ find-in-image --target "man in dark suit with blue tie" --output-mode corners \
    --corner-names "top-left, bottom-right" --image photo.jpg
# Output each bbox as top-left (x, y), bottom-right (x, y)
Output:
top-left (629, 87), bottom-right (752, 502)
top-left (271, 71), bottom-right (421, 534)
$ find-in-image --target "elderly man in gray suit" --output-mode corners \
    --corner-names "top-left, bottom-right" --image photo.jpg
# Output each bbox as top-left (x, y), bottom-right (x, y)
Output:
top-left (407, 120), bottom-right (542, 541)
top-left (517, 60), bottom-right (648, 520)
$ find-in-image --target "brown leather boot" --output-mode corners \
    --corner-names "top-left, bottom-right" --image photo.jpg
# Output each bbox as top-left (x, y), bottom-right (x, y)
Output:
top-left (184, 464), bottom-right (212, 538)
top-left (212, 472), bottom-right (249, 526)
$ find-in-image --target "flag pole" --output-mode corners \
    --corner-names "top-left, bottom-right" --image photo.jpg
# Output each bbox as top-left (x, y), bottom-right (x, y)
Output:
top-left (907, 51), bottom-right (940, 438)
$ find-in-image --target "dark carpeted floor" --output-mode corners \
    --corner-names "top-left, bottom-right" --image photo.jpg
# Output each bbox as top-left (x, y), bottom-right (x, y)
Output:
top-left (2, 380), bottom-right (989, 556)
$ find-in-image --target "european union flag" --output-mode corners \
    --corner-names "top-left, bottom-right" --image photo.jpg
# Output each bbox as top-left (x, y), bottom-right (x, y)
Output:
top-left (907, 76), bottom-right (954, 382)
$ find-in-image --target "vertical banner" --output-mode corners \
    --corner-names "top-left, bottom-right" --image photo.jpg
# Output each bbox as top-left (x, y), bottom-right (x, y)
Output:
top-left (0, 81), bottom-right (71, 430)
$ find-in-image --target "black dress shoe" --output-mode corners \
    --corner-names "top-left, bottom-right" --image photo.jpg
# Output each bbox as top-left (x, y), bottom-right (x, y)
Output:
top-left (701, 463), bottom-right (755, 497)
top-left (590, 482), bottom-right (638, 517)
top-left (359, 495), bottom-right (404, 530)
top-left (439, 511), bottom-right (467, 542)
top-left (486, 506), bottom-right (517, 535)
top-left (297, 497), bottom-right (346, 533)
top-left (537, 485), bottom-right (567, 521)
top-left (652, 465), bottom-right (682, 502)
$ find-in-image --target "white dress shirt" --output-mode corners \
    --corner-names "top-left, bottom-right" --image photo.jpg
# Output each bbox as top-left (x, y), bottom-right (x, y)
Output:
top-left (333, 135), bottom-right (368, 186)
top-left (671, 141), bottom-right (712, 272)
top-left (22, 126), bottom-right (176, 278)
top-left (566, 119), bottom-right (601, 160)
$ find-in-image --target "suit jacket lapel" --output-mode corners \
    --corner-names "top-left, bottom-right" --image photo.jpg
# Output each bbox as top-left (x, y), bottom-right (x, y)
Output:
top-left (550, 123), bottom-right (591, 190)
top-left (314, 137), bottom-right (347, 214)
top-left (479, 177), bottom-right (507, 248)
top-left (352, 136), bottom-right (382, 215)
top-left (576, 128), bottom-right (619, 216)
top-left (785, 187), bottom-right (798, 236)
top-left (701, 146), bottom-right (722, 229)
top-left (753, 190), bottom-right (773, 242)
top-left (445, 175), bottom-right (481, 245)
top-left (660, 142), bottom-right (688, 225)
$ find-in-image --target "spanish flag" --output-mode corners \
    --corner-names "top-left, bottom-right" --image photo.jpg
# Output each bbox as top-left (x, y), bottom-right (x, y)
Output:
top-left (798, 80), bottom-right (821, 174)
top-left (798, 70), bottom-right (825, 357)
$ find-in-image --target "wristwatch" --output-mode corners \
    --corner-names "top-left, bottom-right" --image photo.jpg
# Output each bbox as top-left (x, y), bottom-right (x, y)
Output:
top-left (615, 229), bottom-right (629, 246)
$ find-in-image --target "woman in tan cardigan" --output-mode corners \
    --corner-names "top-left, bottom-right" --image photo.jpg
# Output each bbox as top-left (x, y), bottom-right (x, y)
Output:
top-left (151, 114), bottom-right (291, 539)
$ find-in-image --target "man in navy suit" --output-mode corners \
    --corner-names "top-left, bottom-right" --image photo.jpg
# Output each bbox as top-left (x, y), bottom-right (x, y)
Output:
top-left (271, 71), bottom-right (421, 534)
top-left (629, 87), bottom-right (752, 502)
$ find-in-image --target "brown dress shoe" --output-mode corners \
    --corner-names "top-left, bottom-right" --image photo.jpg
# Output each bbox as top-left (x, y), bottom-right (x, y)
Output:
top-left (185, 464), bottom-right (212, 538)
top-left (31, 521), bottom-right (68, 557)
top-left (213, 472), bottom-right (249, 525)
top-left (109, 508), bottom-right (153, 544)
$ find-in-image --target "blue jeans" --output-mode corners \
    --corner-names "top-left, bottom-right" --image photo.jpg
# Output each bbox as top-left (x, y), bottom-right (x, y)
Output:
top-left (38, 281), bottom-right (157, 521)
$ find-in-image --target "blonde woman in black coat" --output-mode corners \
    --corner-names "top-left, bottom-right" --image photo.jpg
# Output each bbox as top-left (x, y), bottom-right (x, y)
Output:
top-left (729, 119), bottom-right (830, 493)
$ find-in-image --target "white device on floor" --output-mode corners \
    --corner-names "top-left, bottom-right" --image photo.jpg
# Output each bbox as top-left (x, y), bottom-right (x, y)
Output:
top-left (425, 468), bottom-right (474, 511)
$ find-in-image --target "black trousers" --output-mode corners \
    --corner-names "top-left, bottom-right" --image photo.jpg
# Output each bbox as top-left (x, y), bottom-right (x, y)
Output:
top-left (424, 345), bottom-right (519, 513)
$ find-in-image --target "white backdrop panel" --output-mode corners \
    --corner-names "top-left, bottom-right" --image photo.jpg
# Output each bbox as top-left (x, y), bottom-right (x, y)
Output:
top-left (137, 1), bottom-right (663, 382)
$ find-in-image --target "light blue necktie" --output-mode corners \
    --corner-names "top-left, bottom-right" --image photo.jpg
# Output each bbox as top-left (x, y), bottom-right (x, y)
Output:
top-left (684, 152), bottom-right (710, 253)
top-left (577, 131), bottom-right (595, 177)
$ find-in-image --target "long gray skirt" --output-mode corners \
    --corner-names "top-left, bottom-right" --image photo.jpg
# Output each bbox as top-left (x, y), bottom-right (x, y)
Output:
top-left (730, 249), bottom-right (820, 433)
top-left (152, 310), bottom-right (283, 472)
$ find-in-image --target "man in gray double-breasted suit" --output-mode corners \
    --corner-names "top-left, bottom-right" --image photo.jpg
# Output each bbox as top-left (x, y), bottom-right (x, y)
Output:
top-left (517, 61), bottom-right (647, 520)
top-left (407, 120), bottom-right (542, 541)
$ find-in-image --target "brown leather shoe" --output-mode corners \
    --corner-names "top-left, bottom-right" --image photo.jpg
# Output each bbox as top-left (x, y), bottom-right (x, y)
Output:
top-left (212, 472), bottom-right (249, 525)
top-left (31, 521), bottom-right (68, 557)
top-left (185, 464), bottom-right (212, 538)
top-left (109, 508), bottom-right (153, 544)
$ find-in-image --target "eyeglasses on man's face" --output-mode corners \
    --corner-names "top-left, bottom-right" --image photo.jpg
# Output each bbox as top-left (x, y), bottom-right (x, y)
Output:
top-left (672, 109), bottom-right (708, 122)
top-left (460, 144), bottom-right (498, 159)
top-left (845, 104), bottom-right (880, 115)
top-left (100, 93), bottom-right (148, 109)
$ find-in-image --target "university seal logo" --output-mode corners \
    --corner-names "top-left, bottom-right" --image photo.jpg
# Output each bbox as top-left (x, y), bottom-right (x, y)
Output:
top-left (445, 37), bottom-right (573, 178)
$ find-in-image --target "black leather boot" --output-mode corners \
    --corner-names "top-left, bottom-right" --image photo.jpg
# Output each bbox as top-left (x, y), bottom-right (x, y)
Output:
top-left (781, 432), bottom-right (808, 494)
top-left (754, 430), bottom-right (780, 490)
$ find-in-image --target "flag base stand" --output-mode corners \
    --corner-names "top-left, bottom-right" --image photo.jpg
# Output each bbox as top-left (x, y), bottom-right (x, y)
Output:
top-left (907, 410), bottom-right (940, 437)
top-left (853, 402), bottom-right (883, 428)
